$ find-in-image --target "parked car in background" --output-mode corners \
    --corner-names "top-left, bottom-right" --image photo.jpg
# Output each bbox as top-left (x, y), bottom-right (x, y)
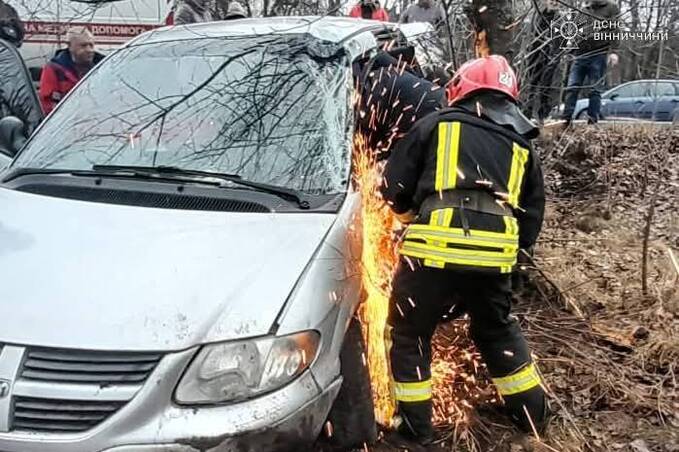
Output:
top-left (12, 0), bottom-right (172, 81)
top-left (558, 79), bottom-right (679, 122)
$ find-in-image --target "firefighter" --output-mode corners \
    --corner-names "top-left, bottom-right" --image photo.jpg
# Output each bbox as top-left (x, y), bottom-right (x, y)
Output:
top-left (355, 45), bottom-right (445, 159)
top-left (380, 55), bottom-right (548, 444)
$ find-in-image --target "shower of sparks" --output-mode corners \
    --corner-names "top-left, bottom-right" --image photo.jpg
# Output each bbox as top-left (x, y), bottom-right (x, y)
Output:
top-left (353, 135), bottom-right (398, 424)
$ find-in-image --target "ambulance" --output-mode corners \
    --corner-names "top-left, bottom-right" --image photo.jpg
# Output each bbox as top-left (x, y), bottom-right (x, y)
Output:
top-left (12, 0), bottom-right (174, 80)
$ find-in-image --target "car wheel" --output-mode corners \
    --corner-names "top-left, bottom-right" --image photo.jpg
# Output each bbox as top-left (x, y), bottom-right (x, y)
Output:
top-left (576, 110), bottom-right (588, 120)
top-left (321, 316), bottom-right (377, 449)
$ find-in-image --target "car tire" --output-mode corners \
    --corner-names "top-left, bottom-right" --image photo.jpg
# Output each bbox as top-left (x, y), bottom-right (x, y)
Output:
top-left (576, 110), bottom-right (588, 120)
top-left (321, 316), bottom-right (377, 449)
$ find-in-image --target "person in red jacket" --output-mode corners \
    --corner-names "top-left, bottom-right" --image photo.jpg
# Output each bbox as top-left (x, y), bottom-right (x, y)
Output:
top-left (39, 27), bottom-right (104, 115)
top-left (349, 0), bottom-right (390, 21)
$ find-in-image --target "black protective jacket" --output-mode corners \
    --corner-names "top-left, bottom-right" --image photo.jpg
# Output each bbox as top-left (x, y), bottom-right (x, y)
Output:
top-left (381, 96), bottom-right (545, 271)
top-left (0, 1), bottom-right (24, 46)
top-left (575, 0), bottom-right (620, 55)
top-left (0, 38), bottom-right (43, 134)
top-left (355, 48), bottom-right (444, 159)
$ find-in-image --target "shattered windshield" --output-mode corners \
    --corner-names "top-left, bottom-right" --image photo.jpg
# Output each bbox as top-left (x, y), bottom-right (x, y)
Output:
top-left (13, 35), bottom-right (352, 194)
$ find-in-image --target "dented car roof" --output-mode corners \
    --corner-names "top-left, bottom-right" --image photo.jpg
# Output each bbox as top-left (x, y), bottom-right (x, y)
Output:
top-left (133, 16), bottom-right (390, 45)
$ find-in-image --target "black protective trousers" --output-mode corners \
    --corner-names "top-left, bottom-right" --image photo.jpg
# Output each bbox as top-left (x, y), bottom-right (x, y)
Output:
top-left (386, 259), bottom-right (547, 435)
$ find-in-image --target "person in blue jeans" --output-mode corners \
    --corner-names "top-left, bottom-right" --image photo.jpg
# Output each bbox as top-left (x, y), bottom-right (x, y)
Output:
top-left (561, 0), bottom-right (620, 125)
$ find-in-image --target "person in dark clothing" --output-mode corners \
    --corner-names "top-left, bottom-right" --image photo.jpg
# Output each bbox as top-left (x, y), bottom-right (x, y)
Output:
top-left (224, 1), bottom-right (247, 19)
top-left (561, 0), bottom-right (620, 124)
top-left (174, 0), bottom-right (247, 23)
top-left (0, 0), bottom-right (24, 47)
top-left (39, 27), bottom-right (104, 114)
top-left (525, 0), bottom-right (564, 122)
top-left (355, 46), bottom-right (445, 159)
top-left (0, 38), bottom-right (43, 135)
top-left (400, 0), bottom-right (446, 26)
top-left (380, 55), bottom-right (548, 445)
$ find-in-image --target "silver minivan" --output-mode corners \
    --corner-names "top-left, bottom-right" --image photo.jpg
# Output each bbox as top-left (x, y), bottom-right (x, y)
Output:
top-left (0, 17), bottom-right (438, 452)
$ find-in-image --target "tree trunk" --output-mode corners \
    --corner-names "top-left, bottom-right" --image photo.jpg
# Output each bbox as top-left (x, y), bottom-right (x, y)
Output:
top-left (466, 0), bottom-right (516, 60)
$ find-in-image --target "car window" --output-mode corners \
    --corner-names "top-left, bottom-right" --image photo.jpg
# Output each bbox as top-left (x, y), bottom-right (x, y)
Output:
top-left (650, 82), bottom-right (677, 97)
top-left (610, 82), bottom-right (650, 98)
top-left (13, 35), bottom-right (352, 194)
top-left (399, 23), bottom-right (447, 73)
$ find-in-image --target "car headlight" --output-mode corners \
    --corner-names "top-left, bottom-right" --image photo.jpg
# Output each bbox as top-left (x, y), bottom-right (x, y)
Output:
top-left (175, 331), bottom-right (320, 404)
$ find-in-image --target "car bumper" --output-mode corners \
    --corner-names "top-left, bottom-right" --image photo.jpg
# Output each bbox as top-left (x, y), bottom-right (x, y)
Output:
top-left (0, 348), bottom-right (342, 452)
top-left (101, 377), bottom-right (341, 452)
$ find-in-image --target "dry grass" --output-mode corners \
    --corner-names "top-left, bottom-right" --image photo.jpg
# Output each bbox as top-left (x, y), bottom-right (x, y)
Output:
top-left (333, 125), bottom-right (679, 452)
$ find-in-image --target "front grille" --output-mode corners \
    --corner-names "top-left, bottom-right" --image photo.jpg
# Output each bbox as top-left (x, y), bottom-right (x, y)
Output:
top-left (11, 348), bottom-right (164, 433)
top-left (12, 397), bottom-right (126, 432)
top-left (21, 348), bottom-right (162, 385)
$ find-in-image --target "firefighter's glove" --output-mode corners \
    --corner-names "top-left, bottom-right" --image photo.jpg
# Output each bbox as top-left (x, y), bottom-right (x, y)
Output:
top-left (517, 247), bottom-right (534, 270)
top-left (512, 247), bottom-right (534, 296)
top-left (394, 209), bottom-right (417, 225)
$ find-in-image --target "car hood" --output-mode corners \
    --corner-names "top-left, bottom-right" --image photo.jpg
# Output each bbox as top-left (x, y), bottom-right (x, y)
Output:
top-left (0, 188), bottom-right (336, 351)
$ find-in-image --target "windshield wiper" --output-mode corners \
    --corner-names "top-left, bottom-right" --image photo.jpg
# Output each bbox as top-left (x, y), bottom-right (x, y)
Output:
top-left (91, 165), bottom-right (311, 209)
top-left (2, 167), bottom-right (99, 181)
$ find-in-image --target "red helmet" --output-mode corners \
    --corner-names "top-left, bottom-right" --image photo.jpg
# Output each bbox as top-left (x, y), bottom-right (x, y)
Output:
top-left (445, 55), bottom-right (519, 106)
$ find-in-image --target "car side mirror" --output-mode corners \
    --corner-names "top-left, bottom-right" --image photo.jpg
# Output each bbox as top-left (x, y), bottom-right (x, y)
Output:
top-left (0, 116), bottom-right (27, 158)
top-left (609, 93), bottom-right (619, 101)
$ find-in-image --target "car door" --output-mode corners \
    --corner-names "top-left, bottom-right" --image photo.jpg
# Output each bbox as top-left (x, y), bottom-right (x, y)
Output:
top-left (602, 81), bottom-right (650, 119)
top-left (642, 81), bottom-right (679, 121)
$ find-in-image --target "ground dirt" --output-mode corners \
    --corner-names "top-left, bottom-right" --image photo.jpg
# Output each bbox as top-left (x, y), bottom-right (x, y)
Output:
top-left (321, 123), bottom-right (679, 452)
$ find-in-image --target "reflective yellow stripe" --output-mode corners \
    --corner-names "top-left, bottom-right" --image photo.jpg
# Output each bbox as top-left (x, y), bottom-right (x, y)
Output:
top-left (406, 223), bottom-right (518, 244)
top-left (405, 229), bottom-right (519, 248)
top-left (393, 379), bottom-right (433, 402)
top-left (400, 241), bottom-right (517, 271)
top-left (431, 208), bottom-right (453, 227)
top-left (501, 218), bottom-right (519, 271)
top-left (434, 122), bottom-right (461, 191)
top-left (442, 208), bottom-right (454, 227)
top-left (400, 212), bottom-right (519, 272)
top-left (492, 363), bottom-right (541, 396)
top-left (425, 209), bottom-right (454, 268)
top-left (401, 241), bottom-right (517, 262)
top-left (508, 143), bottom-right (529, 208)
top-left (434, 124), bottom-right (448, 190)
top-left (503, 215), bottom-right (519, 236)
